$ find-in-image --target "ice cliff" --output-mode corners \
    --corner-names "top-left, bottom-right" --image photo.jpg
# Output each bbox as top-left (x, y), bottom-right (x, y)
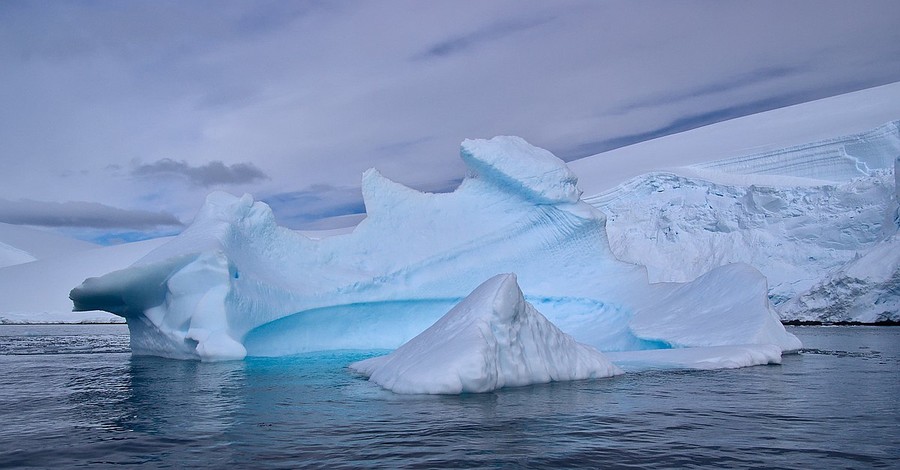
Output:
top-left (586, 121), bottom-right (899, 322)
top-left (778, 154), bottom-right (900, 322)
top-left (71, 136), bottom-right (799, 368)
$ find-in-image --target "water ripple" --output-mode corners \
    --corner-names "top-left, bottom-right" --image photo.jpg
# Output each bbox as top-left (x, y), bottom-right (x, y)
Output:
top-left (0, 325), bottom-right (898, 468)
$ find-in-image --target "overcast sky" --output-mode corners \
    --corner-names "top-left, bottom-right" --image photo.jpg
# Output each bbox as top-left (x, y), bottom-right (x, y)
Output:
top-left (2, 0), bottom-right (899, 243)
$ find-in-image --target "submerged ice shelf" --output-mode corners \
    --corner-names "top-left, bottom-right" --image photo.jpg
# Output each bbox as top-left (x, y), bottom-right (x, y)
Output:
top-left (71, 136), bottom-right (799, 388)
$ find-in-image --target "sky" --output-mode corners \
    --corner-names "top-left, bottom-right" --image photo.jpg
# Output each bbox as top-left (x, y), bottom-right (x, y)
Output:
top-left (2, 0), bottom-right (899, 243)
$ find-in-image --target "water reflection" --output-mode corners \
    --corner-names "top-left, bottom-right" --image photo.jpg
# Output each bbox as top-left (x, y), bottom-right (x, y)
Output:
top-left (2, 326), bottom-right (898, 468)
top-left (121, 356), bottom-right (247, 435)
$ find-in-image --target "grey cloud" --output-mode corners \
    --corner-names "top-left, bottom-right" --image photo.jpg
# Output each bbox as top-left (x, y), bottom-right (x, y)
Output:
top-left (611, 65), bottom-right (809, 115)
top-left (0, 199), bottom-right (183, 229)
top-left (132, 159), bottom-right (268, 186)
top-left (0, 1), bottom-right (318, 62)
top-left (1, 0), bottom-right (900, 232)
top-left (374, 136), bottom-right (436, 156)
top-left (413, 15), bottom-right (554, 61)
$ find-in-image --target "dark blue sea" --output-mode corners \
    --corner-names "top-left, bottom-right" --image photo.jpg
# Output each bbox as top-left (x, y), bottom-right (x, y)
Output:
top-left (1, 325), bottom-right (897, 469)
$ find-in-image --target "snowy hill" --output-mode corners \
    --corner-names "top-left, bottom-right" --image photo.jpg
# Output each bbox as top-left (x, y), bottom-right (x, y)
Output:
top-left (574, 83), bottom-right (899, 322)
top-left (570, 82), bottom-right (900, 194)
top-left (0, 222), bottom-right (97, 268)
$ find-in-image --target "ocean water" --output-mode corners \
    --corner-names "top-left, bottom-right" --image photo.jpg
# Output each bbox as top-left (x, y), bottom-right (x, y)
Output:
top-left (0, 325), bottom-right (897, 469)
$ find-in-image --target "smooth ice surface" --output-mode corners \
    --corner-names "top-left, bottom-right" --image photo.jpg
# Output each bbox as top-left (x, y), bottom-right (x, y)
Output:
top-left (70, 136), bottom-right (798, 363)
top-left (585, 121), bottom-right (899, 320)
top-left (350, 274), bottom-right (622, 394)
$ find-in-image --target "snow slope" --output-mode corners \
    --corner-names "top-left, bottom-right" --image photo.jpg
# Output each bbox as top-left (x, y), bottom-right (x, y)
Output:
top-left (0, 222), bottom-right (97, 268)
top-left (569, 81), bottom-right (900, 195)
top-left (71, 136), bottom-right (798, 364)
top-left (0, 237), bottom-right (171, 323)
top-left (350, 274), bottom-right (622, 394)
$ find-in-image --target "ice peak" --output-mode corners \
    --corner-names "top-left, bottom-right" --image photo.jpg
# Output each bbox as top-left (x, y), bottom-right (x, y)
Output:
top-left (351, 273), bottom-right (622, 394)
top-left (194, 191), bottom-right (274, 226)
top-left (461, 136), bottom-right (582, 204)
top-left (360, 167), bottom-right (426, 216)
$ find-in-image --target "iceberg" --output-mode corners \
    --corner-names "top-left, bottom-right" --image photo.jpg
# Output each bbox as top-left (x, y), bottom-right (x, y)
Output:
top-left (350, 274), bottom-right (622, 394)
top-left (71, 136), bottom-right (799, 365)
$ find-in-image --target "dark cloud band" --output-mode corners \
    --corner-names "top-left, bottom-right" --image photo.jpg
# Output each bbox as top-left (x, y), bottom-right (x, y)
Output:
top-left (132, 159), bottom-right (268, 187)
top-left (0, 199), bottom-right (183, 229)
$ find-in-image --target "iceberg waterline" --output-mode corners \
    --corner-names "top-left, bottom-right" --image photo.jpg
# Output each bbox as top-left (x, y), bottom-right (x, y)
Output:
top-left (71, 136), bottom-right (799, 378)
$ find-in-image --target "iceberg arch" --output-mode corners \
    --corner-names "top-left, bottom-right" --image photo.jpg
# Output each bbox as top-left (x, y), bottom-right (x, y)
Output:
top-left (71, 136), bottom-right (800, 362)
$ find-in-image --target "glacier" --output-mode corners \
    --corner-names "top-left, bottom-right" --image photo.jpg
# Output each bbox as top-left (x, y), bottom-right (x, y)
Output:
top-left (779, 155), bottom-right (900, 322)
top-left (586, 121), bottom-right (900, 321)
top-left (350, 273), bottom-right (622, 394)
top-left (71, 136), bottom-right (799, 373)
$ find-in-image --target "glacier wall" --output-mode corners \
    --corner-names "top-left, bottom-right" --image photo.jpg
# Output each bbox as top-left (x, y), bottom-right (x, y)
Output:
top-left (779, 154), bottom-right (900, 322)
top-left (71, 136), bottom-right (799, 361)
top-left (586, 121), bottom-right (899, 321)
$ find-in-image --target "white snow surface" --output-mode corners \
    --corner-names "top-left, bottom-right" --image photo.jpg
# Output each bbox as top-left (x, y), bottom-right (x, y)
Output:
top-left (70, 136), bottom-right (799, 363)
top-left (569, 82), bottom-right (900, 195)
top-left (350, 273), bottom-right (622, 394)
